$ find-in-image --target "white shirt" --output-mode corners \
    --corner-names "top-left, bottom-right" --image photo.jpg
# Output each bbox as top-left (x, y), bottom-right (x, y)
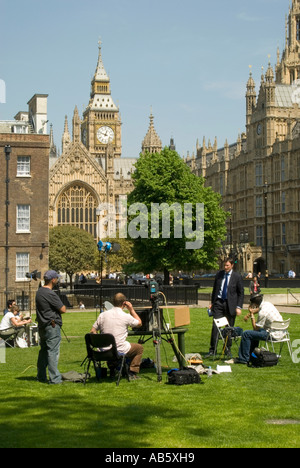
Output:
top-left (0, 312), bottom-right (14, 331)
top-left (92, 307), bottom-right (140, 354)
top-left (218, 270), bottom-right (233, 299)
top-left (256, 301), bottom-right (285, 340)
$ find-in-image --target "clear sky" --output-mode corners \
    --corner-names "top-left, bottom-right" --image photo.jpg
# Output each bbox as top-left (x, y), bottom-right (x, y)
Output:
top-left (0, 0), bottom-right (289, 158)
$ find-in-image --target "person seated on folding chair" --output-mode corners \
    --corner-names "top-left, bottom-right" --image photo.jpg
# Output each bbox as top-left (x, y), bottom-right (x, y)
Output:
top-left (90, 293), bottom-right (144, 381)
top-left (3, 299), bottom-right (16, 316)
top-left (0, 305), bottom-right (32, 347)
top-left (227, 294), bottom-right (284, 365)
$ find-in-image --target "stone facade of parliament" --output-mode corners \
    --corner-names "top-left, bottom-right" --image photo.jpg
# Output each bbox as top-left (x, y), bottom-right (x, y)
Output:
top-left (49, 42), bottom-right (162, 241)
top-left (186, 0), bottom-right (300, 276)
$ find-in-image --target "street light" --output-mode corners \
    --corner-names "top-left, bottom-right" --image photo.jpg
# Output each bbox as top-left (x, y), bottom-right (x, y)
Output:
top-left (4, 145), bottom-right (11, 306)
top-left (264, 181), bottom-right (269, 287)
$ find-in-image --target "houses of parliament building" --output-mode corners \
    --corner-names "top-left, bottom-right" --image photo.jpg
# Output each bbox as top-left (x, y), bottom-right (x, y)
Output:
top-left (48, 41), bottom-right (162, 241)
top-left (187, 0), bottom-right (300, 276)
top-left (2, 0), bottom-right (300, 300)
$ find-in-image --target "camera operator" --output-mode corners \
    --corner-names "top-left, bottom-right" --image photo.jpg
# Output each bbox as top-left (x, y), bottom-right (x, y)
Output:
top-left (228, 293), bottom-right (284, 364)
top-left (36, 270), bottom-right (66, 384)
top-left (91, 293), bottom-right (144, 381)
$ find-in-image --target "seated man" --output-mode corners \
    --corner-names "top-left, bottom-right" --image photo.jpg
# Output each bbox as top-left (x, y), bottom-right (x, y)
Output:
top-left (3, 299), bottom-right (16, 316)
top-left (90, 293), bottom-right (144, 381)
top-left (0, 305), bottom-right (32, 347)
top-left (228, 294), bottom-right (284, 364)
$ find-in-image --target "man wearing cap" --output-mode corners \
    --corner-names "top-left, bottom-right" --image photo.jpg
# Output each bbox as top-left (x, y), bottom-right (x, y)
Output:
top-left (36, 270), bottom-right (66, 384)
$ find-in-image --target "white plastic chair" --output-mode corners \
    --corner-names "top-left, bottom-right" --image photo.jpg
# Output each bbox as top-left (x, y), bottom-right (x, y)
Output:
top-left (213, 317), bottom-right (241, 358)
top-left (265, 319), bottom-right (293, 359)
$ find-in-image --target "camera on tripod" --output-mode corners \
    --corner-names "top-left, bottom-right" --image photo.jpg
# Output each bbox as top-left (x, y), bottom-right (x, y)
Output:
top-left (148, 279), bottom-right (159, 296)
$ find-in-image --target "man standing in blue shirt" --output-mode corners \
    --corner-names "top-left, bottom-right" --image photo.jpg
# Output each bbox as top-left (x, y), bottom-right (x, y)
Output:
top-left (207, 258), bottom-right (244, 357)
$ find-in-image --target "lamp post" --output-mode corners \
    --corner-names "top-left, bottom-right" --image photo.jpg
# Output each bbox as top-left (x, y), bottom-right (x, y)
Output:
top-left (4, 145), bottom-right (11, 306)
top-left (229, 207), bottom-right (233, 256)
top-left (264, 181), bottom-right (269, 288)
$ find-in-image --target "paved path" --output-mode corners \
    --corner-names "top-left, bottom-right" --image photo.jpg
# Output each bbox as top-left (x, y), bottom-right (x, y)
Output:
top-left (197, 300), bottom-right (300, 315)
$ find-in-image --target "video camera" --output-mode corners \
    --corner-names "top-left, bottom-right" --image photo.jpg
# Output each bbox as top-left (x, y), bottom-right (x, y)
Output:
top-left (25, 270), bottom-right (41, 281)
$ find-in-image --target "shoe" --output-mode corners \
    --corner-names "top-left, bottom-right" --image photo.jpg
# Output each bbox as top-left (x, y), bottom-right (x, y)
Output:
top-left (225, 358), bottom-right (247, 365)
top-left (128, 372), bottom-right (141, 381)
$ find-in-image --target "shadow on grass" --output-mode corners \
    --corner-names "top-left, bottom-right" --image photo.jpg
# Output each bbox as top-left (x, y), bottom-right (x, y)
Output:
top-left (0, 389), bottom-right (212, 448)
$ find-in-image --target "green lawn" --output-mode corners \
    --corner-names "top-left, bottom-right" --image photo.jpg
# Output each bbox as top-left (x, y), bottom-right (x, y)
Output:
top-left (0, 309), bottom-right (299, 448)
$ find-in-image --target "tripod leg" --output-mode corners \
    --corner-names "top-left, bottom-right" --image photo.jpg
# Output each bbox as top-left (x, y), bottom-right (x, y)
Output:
top-left (153, 331), bottom-right (162, 382)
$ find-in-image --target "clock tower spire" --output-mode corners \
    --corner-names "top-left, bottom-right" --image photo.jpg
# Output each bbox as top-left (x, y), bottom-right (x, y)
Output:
top-left (82, 41), bottom-right (122, 159)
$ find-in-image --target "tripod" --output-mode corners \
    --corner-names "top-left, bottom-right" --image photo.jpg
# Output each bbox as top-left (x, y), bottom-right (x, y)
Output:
top-left (139, 293), bottom-right (182, 382)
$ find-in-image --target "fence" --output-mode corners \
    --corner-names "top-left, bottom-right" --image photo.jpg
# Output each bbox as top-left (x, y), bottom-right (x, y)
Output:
top-left (58, 285), bottom-right (199, 309)
top-left (0, 285), bottom-right (198, 314)
top-left (0, 289), bottom-right (37, 314)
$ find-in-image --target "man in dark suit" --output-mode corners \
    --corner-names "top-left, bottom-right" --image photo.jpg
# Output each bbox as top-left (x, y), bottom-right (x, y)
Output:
top-left (207, 258), bottom-right (244, 356)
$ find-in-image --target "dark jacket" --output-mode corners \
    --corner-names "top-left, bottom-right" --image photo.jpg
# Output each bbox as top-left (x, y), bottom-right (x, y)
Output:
top-left (211, 270), bottom-right (244, 316)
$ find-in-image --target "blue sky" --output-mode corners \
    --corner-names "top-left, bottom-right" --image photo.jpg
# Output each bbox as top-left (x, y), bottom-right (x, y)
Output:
top-left (0, 0), bottom-right (288, 158)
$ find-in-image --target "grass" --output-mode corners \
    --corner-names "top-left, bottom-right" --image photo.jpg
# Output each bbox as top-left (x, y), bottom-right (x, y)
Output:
top-left (0, 308), bottom-right (300, 448)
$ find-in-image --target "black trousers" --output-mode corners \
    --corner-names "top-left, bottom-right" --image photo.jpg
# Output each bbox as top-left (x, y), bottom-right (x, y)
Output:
top-left (209, 299), bottom-right (236, 353)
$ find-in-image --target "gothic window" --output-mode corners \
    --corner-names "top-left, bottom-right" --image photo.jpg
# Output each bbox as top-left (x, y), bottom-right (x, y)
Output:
top-left (256, 196), bottom-right (263, 217)
top-left (57, 184), bottom-right (97, 238)
top-left (297, 19), bottom-right (300, 41)
top-left (256, 226), bottom-right (263, 247)
top-left (255, 163), bottom-right (263, 186)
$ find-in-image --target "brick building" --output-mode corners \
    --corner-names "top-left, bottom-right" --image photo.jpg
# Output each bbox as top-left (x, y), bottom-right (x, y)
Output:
top-left (0, 95), bottom-right (50, 311)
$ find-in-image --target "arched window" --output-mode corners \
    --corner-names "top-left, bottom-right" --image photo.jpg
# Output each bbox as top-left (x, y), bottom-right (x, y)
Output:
top-left (57, 184), bottom-right (97, 238)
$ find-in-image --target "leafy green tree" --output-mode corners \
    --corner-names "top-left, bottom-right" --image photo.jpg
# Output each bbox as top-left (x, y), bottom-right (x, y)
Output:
top-left (49, 226), bottom-right (97, 287)
top-left (127, 147), bottom-right (228, 283)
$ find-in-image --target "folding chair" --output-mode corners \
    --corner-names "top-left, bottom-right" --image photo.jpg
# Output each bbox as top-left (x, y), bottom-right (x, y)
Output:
top-left (81, 333), bottom-right (130, 386)
top-left (264, 319), bottom-right (293, 359)
top-left (0, 329), bottom-right (17, 348)
top-left (213, 317), bottom-right (241, 359)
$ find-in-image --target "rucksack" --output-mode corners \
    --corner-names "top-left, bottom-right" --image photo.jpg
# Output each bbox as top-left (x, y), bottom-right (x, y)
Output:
top-left (167, 367), bottom-right (203, 386)
top-left (248, 348), bottom-right (279, 368)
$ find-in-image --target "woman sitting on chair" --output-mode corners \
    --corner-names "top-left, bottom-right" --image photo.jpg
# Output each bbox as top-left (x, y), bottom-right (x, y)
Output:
top-left (0, 305), bottom-right (31, 347)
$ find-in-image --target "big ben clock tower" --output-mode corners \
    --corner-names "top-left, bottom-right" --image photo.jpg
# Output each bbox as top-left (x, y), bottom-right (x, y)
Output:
top-left (82, 41), bottom-right (122, 159)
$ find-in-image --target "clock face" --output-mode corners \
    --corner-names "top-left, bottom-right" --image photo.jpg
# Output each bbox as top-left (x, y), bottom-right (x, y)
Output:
top-left (97, 126), bottom-right (114, 144)
top-left (257, 124), bottom-right (262, 136)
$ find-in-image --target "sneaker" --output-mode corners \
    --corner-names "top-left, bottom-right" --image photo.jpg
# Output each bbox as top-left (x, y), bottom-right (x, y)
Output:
top-left (225, 358), bottom-right (247, 365)
top-left (128, 372), bottom-right (141, 381)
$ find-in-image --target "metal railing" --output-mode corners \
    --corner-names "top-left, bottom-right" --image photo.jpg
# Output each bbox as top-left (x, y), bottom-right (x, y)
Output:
top-left (1, 285), bottom-right (199, 314)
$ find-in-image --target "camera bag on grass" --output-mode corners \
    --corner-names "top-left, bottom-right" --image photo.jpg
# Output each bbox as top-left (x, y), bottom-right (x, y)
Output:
top-left (61, 371), bottom-right (91, 383)
top-left (167, 367), bottom-right (203, 385)
top-left (248, 348), bottom-right (279, 368)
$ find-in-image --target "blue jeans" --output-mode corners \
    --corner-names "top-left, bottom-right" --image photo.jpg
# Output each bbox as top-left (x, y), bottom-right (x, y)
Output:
top-left (238, 329), bottom-right (269, 364)
top-left (37, 324), bottom-right (62, 384)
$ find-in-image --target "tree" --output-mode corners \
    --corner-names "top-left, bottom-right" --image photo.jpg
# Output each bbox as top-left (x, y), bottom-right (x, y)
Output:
top-left (49, 226), bottom-right (97, 287)
top-left (127, 147), bottom-right (228, 284)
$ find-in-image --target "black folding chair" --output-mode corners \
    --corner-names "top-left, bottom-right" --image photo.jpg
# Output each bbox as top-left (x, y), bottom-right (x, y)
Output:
top-left (82, 333), bottom-right (129, 386)
top-left (0, 329), bottom-right (17, 348)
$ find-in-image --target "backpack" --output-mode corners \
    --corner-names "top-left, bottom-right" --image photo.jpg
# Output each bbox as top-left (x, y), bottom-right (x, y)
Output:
top-left (167, 367), bottom-right (203, 386)
top-left (248, 348), bottom-right (279, 368)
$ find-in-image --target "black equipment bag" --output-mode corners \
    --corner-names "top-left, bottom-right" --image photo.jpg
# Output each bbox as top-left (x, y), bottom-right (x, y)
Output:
top-left (248, 348), bottom-right (279, 368)
top-left (167, 367), bottom-right (202, 386)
